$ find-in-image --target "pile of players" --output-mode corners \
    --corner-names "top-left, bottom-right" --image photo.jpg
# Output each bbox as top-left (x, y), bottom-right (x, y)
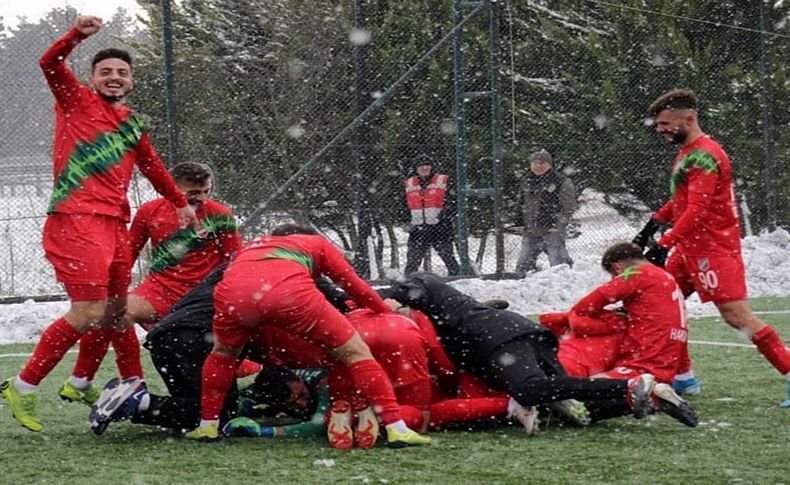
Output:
top-left (88, 232), bottom-right (702, 450)
top-left (3, 15), bottom-right (790, 450)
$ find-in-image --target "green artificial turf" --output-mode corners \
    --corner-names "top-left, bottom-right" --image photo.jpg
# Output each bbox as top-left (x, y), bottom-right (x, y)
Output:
top-left (1, 298), bottom-right (789, 484)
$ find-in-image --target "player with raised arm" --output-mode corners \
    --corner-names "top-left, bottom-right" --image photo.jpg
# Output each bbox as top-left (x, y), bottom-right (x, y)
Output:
top-left (570, 242), bottom-right (688, 384)
top-left (1, 15), bottom-right (195, 432)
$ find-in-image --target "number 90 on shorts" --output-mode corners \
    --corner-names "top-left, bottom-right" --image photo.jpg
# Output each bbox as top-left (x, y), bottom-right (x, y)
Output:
top-left (687, 253), bottom-right (747, 303)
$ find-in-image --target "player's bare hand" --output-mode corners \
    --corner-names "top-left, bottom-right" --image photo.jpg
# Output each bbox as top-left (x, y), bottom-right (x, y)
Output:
top-left (384, 298), bottom-right (402, 311)
top-left (175, 205), bottom-right (197, 229)
top-left (74, 15), bottom-right (103, 36)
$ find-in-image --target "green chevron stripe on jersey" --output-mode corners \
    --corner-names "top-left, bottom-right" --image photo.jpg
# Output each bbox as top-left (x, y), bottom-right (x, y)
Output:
top-left (669, 150), bottom-right (719, 197)
top-left (48, 114), bottom-right (147, 212)
top-left (620, 265), bottom-right (641, 281)
top-left (261, 248), bottom-right (315, 273)
top-left (149, 214), bottom-right (238, 273)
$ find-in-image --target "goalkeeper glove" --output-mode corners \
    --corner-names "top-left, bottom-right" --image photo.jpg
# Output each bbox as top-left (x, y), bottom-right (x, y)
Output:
top-left (632, 219), bottom-right (661, 249)
top-left (644, 243), bottom-right (669, 267)
top-left (222, 417), bottom-right (261, 437)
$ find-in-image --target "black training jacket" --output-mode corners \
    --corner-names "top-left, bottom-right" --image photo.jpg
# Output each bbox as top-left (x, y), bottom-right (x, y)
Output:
top-left (387, 272), bottom-right (555, 370)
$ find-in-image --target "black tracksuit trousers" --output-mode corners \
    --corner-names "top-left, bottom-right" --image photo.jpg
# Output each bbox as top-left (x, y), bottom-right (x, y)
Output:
top-left (480, 334), bottom-right (630, 418)
top-left (130, 327), bottom-right (238, 430)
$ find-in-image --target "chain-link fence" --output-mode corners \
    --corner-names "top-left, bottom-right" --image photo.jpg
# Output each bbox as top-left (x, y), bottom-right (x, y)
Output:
top-left (1, 1), bottom-right (788, 298)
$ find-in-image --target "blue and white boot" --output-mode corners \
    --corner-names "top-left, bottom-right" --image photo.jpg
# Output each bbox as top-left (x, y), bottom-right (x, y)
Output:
top-left (780, 381), bottom-right (790, 409)
top-left (89, 377), bottom-right (146, 435)
top-left (671, 376), bottom-right (701, 396)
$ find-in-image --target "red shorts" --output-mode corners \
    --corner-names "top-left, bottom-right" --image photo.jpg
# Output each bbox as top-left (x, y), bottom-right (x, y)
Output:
top-left (559, 330), bottom-right (680, 383)
top-left (213, 259), bottom-right (357, 350)
top-left (455, 373), bottom-right (505, 399)
top-left (251, 314), bottom-right (432, 409)
top-left (597, 366), bottom-right (642, 381)
top-left (251, 310), bottom-right (431, 389)
top-left (249, 326), bottom-right (329, 368)
top-left (558, 333), bottom-right (624, 377)
top-left (43, 213), bottom-right (131, 301)
top-left (666, 251), bottom-right (747, 303)
top-left (131, 276), bottom-right (189, 320)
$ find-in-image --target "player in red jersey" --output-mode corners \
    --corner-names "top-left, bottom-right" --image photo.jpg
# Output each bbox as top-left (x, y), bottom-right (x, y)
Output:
top-left (240, 310), bottom-right (516, 440)
top-left (61, 163), bottom-right (241, 394)
top-left (125, 161), bottom-right (241, 330)
top-left (0, 15), bottom-right (197, 432)
top-left (634, 89), bottom-right (790, 406)
top-left (185, 224), bottom-right (431, 447)
top-left (569, 242), bottom-right (687, 384)
top-left (541, 243), bottom-right (684, 386)
top-left (250, 309), bottom-right (432, 449)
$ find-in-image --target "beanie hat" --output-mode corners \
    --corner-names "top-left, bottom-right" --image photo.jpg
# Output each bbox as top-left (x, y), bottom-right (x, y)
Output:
top-left (412, 153), bottom-right (434, 169)
top-left (529, 149), bottom-right (552, 165)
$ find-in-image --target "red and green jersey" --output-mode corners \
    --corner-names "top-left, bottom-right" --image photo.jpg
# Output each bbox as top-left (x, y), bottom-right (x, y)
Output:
top-left (129, 198), bottom-right (241, 286)
top-left (41, 28), bottom-right (186, 221)
top-left (570, 263), bottom-right (687, 383)
top-left (236, 233), bottom-right (391, 314)
top-left (653, 135), bottom-right (740, 256)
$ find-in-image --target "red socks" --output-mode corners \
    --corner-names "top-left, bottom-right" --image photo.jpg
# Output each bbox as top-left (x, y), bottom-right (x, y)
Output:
top-left (71, 326), bottom-right (144, 382)
top-left (429, 397), bottom-right (509, 429)
top-left (111, 327), bottom-right (144, 379)
top-left (752, 326), bottom-right (790, 375)
top-left (19, 316), bottom-right (143, 386)
top-left (19, 318), bottom-right (82, 385)
top-left (327, 363), bottom-right (357, 404)
top-left (398, 405), bottom-right (425, 430)
top-left (72, 327), bottom-right (113, 380)
top-left (200, 352), bottom-right (237, 420)
top-left (348, 359), bottom-right (401, 425)
top-left (675, 340), bottom-right (692, 375)
top-left (399, 398), bottom-right (510, 431)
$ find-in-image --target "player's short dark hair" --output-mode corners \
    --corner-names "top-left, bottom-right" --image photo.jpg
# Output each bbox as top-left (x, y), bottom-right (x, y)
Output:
top-left (91, 48), bottom-right (133, 72)
top-left (648, 88), bottom-right (698, 117)
top-left (601, 242), bottom-right (645, 273)
top-left (170, 162), bottom-right (213, 185)
top-left (250, 366), bottom-right (300, 407)
top-left (271, 223), bottom-right (318, 236)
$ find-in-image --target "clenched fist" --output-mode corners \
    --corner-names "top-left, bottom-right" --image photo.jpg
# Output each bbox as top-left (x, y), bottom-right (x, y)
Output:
top-left (74, 15), bottom-right (103, 37)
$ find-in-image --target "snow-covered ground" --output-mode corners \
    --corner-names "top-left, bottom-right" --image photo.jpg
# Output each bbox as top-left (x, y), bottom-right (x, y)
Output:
top-left (1, 187), bottom-right (788, 345)
top-left (1, 227), bottom-right (789, 345)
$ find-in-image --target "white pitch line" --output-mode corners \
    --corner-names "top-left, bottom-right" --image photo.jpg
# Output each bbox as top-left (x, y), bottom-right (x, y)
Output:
top-left (689, 339), bottom-right (755, 349)
top-left (753, 309), bottom-right (790, 315)
top-left (0, 349), bottom-right (84, 359)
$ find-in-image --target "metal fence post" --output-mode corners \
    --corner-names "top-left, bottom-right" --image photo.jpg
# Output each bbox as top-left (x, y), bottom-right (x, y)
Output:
top-left (353, 0), bottom-right (373, 278)
top-left (759, 0), bottom-right (777, 231)
top-left (161, 0), bottom-right (179, 166)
